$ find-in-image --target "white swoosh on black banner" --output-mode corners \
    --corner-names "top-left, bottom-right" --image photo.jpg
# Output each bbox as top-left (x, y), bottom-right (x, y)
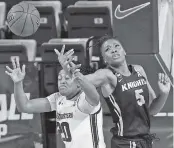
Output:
top-left (114, 2), bottom-right (150, 19)
top-left (0, 135), bottom-right (22, 143)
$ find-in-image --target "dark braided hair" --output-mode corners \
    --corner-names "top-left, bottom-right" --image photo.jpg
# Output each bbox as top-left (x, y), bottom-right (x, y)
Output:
top-left (87, 34), bottom-right (122, 52)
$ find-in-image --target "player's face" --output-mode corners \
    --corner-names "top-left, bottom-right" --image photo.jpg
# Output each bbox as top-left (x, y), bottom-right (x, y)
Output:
top-left (58, 70), bottom-right (79, 97)
top-left (100, 39), bottom-right (126, 66)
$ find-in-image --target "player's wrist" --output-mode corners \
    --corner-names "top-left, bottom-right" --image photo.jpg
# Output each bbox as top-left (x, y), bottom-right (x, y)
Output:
top-left (14, 80), bottom-right (23, 85)
top-left (159, 90), bottom-right (169, 96)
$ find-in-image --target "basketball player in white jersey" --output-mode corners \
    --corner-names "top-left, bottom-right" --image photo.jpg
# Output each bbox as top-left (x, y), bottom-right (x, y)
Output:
top-left (5, 57), bottom-right (106, 148)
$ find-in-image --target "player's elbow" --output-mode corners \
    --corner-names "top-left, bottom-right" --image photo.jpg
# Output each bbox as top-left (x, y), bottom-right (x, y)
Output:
top-left (149, 108), bottom-right (159, 116)
top-left (17, 106), bottom-right (24, 113)
top-left (17, 102), bottom-right (33, 113)
top-left (17, 106), bottom-right (29, 113)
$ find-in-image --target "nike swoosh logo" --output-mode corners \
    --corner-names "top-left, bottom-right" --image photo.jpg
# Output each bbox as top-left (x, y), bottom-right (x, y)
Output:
top-left (114, 2), bottom-right (150, 19)
top-left (0, 135), bottom-right (22, 143)
top-left (118, 79), bottom-right (123, 82)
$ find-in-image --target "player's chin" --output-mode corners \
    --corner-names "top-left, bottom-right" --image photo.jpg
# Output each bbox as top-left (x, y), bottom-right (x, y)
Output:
top-left (110, 59), bottom-right (122, 66)
top-left (59, 89), bottom-right (68, 96)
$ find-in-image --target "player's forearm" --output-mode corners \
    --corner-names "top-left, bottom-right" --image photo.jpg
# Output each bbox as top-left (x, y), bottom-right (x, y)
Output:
top-left (14, 81), bottom-right (29, 112)
top-left (149, 92), bottom-right (169, 115)
top-left (84, 74), bottom-right (98, 87)
top-left (74, 72), bottom-right (99, 106)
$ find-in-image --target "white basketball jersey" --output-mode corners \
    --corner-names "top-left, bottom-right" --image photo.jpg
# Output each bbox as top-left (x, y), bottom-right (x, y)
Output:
top-left (47, 92), bottom-right (106, 148)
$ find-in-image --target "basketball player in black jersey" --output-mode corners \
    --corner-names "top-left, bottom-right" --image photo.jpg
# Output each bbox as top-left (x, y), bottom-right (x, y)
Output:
top-left (56, 36), bottom-right (171, 148)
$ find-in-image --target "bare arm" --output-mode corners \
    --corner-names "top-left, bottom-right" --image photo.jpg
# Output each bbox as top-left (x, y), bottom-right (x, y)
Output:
top-left (73, 71), bottom-right (100, 106)
top-left (135, 65), bottom-right (170, 115)
top-left (85, 69), bottom-right (116, 88)
top-left (148, 73), bottom-right (170, 115)
top-left (6, 57), bottom-right (52, 114)
top-left (14, 81), bottom-right (51, 113)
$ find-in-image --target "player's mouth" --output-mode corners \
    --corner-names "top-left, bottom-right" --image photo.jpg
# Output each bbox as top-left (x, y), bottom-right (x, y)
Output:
top-left (59, 85), bottom-right (67, 89)
top-left (112, 54), bottom-right (120, 59)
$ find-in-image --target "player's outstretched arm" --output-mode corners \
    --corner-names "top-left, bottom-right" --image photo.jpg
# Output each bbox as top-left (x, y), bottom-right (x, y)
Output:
top-left (149, 73), bottom-right (171, 115)
top-left (5, 57), bottom-right (52, 113)
top-left (70, 62), bottom-right (100, 106)
top-left (134, 65), bottom-right (171, 115)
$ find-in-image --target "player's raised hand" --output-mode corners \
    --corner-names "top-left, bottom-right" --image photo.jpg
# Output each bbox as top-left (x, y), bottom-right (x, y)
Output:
top-left (158, 73), bottom-right (171, 94)
top-left (54, 45), bottom-right (74, 76)
top-left (5, 57), bottom-right (26, 83)
top-left (54, 45), bottom-right (74, 65)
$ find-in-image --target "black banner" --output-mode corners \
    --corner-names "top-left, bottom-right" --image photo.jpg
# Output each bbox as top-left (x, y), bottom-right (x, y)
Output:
top-left (112, 0), bottom-right (159, 54)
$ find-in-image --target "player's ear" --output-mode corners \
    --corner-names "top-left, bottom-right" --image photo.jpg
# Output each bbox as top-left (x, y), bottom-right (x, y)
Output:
top-left (77, 84), bottom-right (80, 88)
top-left (123, 49), bottom-right (126, 55)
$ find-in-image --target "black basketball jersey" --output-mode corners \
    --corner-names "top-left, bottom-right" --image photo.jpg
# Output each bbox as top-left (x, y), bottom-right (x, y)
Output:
top-left (104, 65), bottom-right (150, 137)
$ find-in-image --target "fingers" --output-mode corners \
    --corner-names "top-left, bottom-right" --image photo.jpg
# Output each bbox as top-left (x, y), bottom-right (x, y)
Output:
top-left (54, 49), bottom-right (60, 56)
top-left (22, 64), bottom-right (26, 74)
top-left (164, 74), bottom-right (169, 83)
top-left (6, 66), bottom-right (13, 72)
top-left (60, 45), bottom-right (65, 55)
top-left (61, 54), bottom-right (74, 67)
top-left (65, 49), bottom-right (74, 57)
top-left (75, 64), bottom-right (81, 69)
top-left (159, 73), bottom-right (169, 84)
top-left (15, 57), bottom-right (20, 68)
top-left (69, 61), bottom-right (75, 67)
top-left (69, 62), bottom-right (81, 69)
top-left (69, 62), bottom-right (81, 75)
top-left (5, 71), bottom-right (12, 76)
top-left (67, 56), bottom-right (74, 64)
top-left (11, 57), bottom-right (21, 69)
top-left (11, 58), bottom-right (16, 69)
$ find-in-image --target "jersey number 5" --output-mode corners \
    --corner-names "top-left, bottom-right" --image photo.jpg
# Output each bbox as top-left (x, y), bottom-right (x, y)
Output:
top-left (57, 122), bottom-right (72, 142)
top-left (135, 89), bottom-right (145, 106)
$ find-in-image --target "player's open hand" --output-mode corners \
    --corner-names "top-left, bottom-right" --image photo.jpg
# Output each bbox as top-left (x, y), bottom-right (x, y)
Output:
top-left (158, 73), bottom-right (171, 95)
top-left (5, 57), bottom-right (26, 83)
top-left (54, 45), bottom-right (74, 76)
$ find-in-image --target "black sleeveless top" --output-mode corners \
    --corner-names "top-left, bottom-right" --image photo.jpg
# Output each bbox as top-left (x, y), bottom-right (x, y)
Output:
top-left (104, 65), bottom-right (150, 137)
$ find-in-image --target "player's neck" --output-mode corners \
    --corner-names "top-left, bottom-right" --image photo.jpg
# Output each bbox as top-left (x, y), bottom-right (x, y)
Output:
top-left (66, 90), bottom-right (82, 101)
top-left (109, 61), bottom-right (131, 76)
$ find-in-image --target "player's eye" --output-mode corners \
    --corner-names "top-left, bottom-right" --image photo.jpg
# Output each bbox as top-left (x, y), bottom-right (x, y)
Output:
top-left (115, 44), bottom-right (120, 48)
top-left (65, 75), bottom-right (70, 80)
top-left (105, 47), bottom-right (111, 52)
top-left (105, 48), bottom-right (109, 52)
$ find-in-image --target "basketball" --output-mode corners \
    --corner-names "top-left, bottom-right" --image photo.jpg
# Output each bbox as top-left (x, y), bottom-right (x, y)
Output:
top-left (7, 2), bottom-right (40, 37)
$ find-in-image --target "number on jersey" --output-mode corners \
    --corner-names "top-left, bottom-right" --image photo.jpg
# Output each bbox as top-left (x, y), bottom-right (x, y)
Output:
top-left (57, 122), bottom-right (72, 142)
top-left (135, 89), bottom-right (145, 106)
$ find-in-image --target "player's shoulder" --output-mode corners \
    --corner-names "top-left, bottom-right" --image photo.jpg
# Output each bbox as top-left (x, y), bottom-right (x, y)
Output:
top-left (47, 92), bottom-right (62, 100)
top-left (95, 68), bottom-right (114, 77)
top-left (132, 64), bottom-right (147, 77)
top-left (133, 64), bottom-right (144, 71)
top-left (52, 92), bottom-right (61, 97)
top-left (133, 64), bottom-right (146, 73)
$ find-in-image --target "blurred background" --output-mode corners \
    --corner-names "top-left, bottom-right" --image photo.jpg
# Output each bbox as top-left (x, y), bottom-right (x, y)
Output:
top-left (0, 0), bottom-right (173, 148)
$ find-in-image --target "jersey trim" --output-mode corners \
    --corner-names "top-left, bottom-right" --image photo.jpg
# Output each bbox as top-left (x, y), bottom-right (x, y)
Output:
top-left (109, 95), bottom-right (123, 136)
top-left (90, 107), bottom-right (101, 148)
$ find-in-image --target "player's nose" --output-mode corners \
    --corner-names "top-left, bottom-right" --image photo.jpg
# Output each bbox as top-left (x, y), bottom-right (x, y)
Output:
top-left (59, 78), bottom-right (66, 84)
top-left (111, 47), bottom-right (118, 53)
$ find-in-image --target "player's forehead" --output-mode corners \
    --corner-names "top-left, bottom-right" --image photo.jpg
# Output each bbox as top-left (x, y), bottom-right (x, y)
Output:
top-left (102, 39), bottom-right (121, 47)
top-left (59, 69), bottom-right (65, 75)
